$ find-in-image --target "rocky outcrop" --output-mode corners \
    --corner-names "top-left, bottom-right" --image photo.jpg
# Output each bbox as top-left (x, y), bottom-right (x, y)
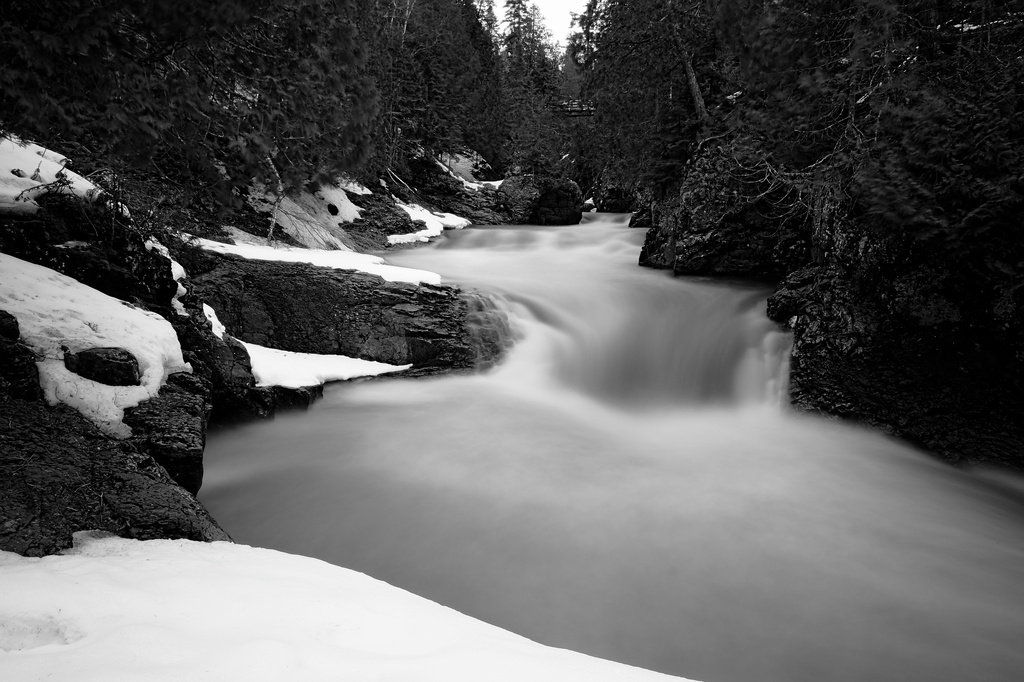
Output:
top-left (646, 142), bottom-right (1024, 468)
top-left (0, 392), bottom-right (229, 556)
top-left (763, 223), bottom-right (1024, 468)
top-left (190, 255), bottom-right (510, 371)
top-left (638, 147), bottom-right (809, 279)
top-left (497, 175), bottom-right (584, 225)
top-left (123, 372), bottom-right (210, 495)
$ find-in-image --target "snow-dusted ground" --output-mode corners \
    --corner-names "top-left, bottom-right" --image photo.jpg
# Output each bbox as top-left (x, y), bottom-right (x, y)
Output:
top-left (0, 253), bottom-right (191, 437)
top-left (190, 234), bottom-right (442, 285)
top-left (0, 533), bottom-right (690, 682)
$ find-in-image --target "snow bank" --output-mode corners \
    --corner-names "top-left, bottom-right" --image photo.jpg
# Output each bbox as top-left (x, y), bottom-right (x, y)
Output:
top-left (389, 201), bottom-right (471, 245)
top-left (202, 303), bottom-right (409, 388)
top-left (0, 533), bottom-right (690, 682)
top-left (190, 235), bottom-right (441, 285)
top-left (0, 253), bottom-right (190, 437)
top-left (0, 137), bottom-right (103, 216)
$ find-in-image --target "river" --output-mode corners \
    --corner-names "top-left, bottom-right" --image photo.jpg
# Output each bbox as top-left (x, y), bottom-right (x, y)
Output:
top-left (202, 213), bottom-right (1024, 682)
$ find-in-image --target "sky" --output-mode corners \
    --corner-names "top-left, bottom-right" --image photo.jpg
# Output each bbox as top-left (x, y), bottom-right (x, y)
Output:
top-left (495, 0), bottom-right (586, 45)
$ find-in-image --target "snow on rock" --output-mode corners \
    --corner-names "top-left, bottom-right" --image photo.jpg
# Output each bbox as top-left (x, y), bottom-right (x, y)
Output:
top-left (189, 234), bottom-right (441, 285)
top-left (339, 177), bottom-right (372, 195)
top-left (0, 253), bottom-right (190, 437)
top-left (202, 303), bottom-right (408, 387)
top-left (145, 238), bottom-right (189, 316)
top-left (0, 137), bottom-right (103, 216)
top-left (202, 303), bottom-right (226, 339)
top-left (0, 533), bottom-right (692, 682)
top-left (249, 181), bottom-right (362, 251)
top-left (241, 342), bottom-right (410, 388)
top-left (389, 201), bottom-right (471, 245)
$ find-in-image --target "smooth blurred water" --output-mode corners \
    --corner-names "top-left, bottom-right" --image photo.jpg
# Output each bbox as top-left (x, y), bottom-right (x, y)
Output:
top-left (202, 214), bottom-right (1024, 682)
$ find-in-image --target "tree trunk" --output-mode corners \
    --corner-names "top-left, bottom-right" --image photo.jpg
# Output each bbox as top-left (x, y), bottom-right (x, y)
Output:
top-left (681, 52), bottom-right (709, 124)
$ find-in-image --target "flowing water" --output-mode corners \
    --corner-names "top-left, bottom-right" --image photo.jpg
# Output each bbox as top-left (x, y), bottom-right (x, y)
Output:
top-left (202, 214), bottom-right (1024, 682)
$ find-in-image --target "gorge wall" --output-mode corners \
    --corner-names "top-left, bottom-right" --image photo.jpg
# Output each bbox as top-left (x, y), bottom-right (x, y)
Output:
top-left (639, 142), bottom-right (1024, 469)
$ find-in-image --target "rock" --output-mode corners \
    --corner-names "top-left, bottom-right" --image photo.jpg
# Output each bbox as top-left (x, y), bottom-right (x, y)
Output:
top-left (0, 310), bottom-right (43, 402)
top-left (169, 295), bottom-right (316, 425)
top-left (0, 393), bottom-right (229, 557)
top-left (123, 372), bottom-right (210, 495)
top-left (497, 176), bottom-right (584, 225)
top-left (0, 309), bottom-right (19, 340)
top-left (64, 347), bottom-right (141, 386)
top-left (597, 186), bottom-right (636, 212)
top-left (189, 254), bottom-right (509, 371)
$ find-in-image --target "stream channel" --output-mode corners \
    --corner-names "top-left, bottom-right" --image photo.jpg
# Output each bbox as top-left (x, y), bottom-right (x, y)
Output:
top-left (202, 213), bottom-right (1024, 682)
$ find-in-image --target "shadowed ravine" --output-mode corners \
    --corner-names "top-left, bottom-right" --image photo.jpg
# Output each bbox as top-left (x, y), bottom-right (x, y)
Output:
top-left (202, 214), bottom-right (1024, 682)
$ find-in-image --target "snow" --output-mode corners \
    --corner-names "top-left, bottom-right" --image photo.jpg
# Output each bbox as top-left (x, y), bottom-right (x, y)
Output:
top-left (0, 253), bottom-right (190, 437)
top-left (202, 303), bottom-right (409, 387)
top-left (339, 178), bottom-right (372, 195)
top-left (248, 182), bottom-right (361, 251)
top-left (190, 235), bottom-right (442, 285)
top-left (241, 343), bottom-right (410, 387)
top-left (0, 533), bottom-right (691, 682)
top-left (389, 201), bottom-right (471, 244)
top-left (0, 137), bottom-right (103, 216)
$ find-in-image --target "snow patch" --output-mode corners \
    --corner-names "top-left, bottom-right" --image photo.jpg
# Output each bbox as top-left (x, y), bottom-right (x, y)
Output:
top-left (0, 253), bottom-right (190, 437)
top-left (0, 533), bottom-right (692, 682)
top-left (189, 235), bottom-right (441, 285)
top-left (249, 182), bottom-right (362, 251)
top-left (0, 137), bottom-right (104, 216)
top-left (389, 201), bottom-right (471, 245)
top-left (242, 342), bottom-right (410, 388)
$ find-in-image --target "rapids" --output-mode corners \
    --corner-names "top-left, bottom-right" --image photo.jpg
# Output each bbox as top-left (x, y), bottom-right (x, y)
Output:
top-left (202, 214), bottom-right (1024, 682)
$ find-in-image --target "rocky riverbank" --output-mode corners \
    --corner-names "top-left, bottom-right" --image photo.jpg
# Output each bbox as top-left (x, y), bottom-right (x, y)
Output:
top-left (0, 138), bottom-right (584, 556)
top-left (638, 142), bottom-right (1024, 469)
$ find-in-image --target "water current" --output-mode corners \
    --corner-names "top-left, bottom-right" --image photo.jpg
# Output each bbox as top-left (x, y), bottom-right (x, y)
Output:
top-left (202, 213), bottom-right (1024, 682)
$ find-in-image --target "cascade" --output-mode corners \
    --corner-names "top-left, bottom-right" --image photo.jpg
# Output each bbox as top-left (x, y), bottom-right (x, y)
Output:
top-left (203, 214), bottom-right (1024, 682)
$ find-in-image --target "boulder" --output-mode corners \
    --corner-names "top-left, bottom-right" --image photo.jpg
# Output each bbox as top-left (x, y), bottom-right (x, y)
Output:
top-left (64, 347), bottom-right (141, 386)
top-left (189, 255), bottom-right (510, 371)
top-left (497, 176), bottom-right (584, 225)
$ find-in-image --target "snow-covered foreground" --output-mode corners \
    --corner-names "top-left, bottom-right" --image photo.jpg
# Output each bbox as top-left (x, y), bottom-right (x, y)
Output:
top-left (0, 533), bottom-right (691, 682)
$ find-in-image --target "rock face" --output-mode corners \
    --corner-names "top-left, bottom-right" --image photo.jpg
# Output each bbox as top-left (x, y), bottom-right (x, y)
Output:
top-left (190, 255), bottom-right (510, 371)
top-left (0, 393), bottom-right (230, 556)
top-left (497, 175), bottom-right (584, 225)
top-left (64, 347), bottom-right (141, 386)
top-left (645, 143), bottom-right (1024, 468)
top-left (123, 372), bottom-right (210, 495)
